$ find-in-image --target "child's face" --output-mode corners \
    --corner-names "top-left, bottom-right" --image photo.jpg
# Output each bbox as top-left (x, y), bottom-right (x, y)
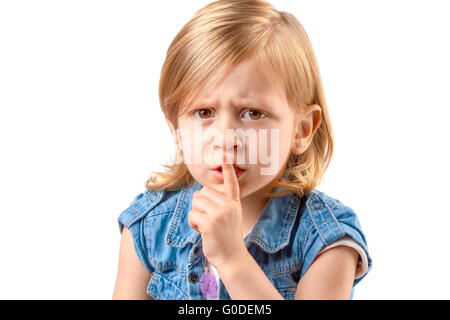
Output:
top-left (173, 58), bottom-right (312, 198)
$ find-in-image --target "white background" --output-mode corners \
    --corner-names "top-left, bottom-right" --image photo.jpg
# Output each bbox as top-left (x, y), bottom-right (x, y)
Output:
top-left (0, 0), bottom-right (449, 299)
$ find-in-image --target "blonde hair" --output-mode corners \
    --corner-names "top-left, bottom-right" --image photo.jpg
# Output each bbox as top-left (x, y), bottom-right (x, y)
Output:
top-left (145, 0), bottom-right (334, 198)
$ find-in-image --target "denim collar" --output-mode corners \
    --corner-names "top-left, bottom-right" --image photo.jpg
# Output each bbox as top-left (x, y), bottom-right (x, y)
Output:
top-left (165, 180), bottom-right (302, 254)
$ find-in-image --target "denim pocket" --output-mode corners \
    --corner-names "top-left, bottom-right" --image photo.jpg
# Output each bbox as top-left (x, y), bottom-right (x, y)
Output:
top-left (147, 271), bottom-right (188, 300)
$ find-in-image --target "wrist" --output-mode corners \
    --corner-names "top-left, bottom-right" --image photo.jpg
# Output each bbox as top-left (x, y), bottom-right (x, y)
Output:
top-left (215, 248), bottom-right (252, 278)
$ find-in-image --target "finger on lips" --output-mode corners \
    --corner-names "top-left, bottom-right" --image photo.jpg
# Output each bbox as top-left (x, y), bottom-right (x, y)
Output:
top-left (221, 161), bottom-right (240, 201)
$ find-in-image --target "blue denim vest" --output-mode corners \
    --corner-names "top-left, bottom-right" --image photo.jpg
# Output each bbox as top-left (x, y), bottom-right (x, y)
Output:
top-left (118, 180), bottom-right (373, 300)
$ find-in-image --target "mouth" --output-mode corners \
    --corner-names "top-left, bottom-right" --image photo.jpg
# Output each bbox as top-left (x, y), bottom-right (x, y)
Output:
top-left (212, 163), bottom-right (245, 170)
top-left (211, 164), bottom-right (246, 180)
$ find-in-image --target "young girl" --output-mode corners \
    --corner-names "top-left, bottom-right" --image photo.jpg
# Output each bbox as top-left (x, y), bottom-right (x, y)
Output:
top-left (113, 0), bottom-right (372, 300)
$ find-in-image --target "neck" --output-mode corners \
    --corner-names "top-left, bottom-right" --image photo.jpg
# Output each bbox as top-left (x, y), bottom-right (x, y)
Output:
top-left (239, 180), bottom-right (278, 237)
top-left (239, 167), bottom-right (287, 236)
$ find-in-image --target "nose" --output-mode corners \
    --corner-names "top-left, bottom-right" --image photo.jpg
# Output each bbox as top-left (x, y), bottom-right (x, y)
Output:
top-left (212, 130), bottom-right (243, 153)
top-left (210, 116), bottom-right (244, 162)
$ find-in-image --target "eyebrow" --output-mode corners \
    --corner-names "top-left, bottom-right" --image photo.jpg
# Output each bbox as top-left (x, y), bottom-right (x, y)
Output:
top-left (192, 98), bottom-right (273, 110)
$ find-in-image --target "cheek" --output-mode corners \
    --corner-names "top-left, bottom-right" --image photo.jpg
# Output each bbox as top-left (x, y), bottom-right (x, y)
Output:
top-left (277, 128), bottom-right (294, 160)
top-left (177, 126), bottom-right (207, 165)
top-left (185, 162), bottom-right (203, 174)
top-left (256, 128), bottom-right (291, 166)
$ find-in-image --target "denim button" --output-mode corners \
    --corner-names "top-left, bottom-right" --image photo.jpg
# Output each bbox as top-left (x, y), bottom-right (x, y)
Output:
top-left (312, 200), bottom-right (321, 210)
top-left (189, 273), bottom-right (199, 283)
top-left (193, 246), bottom-right (200, 255)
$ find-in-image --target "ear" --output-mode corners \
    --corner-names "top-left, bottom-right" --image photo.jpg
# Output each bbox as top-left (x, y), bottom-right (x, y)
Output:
top-left (291, 104), bottom-right (322, 155)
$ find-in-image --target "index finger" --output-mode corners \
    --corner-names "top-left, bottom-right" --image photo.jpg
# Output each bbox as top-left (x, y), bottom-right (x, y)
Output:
top-left (221, 157), bottom-right (240, 200)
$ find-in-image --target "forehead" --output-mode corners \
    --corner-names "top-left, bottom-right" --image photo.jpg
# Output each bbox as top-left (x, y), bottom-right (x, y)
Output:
top-left (190, 58), bottom-right (286, 108)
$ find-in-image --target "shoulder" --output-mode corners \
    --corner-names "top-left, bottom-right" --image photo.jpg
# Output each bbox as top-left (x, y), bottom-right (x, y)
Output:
top-left (297, 189), bottom-right (373, 285)
top-left (298, 189), bottom-right (364, 239)
top-left (117, 187), bottom-right (186, 233)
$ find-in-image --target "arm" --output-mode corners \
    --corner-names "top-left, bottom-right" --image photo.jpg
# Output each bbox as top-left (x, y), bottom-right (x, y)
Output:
top-left (112, 226), bottom-right (153, 300)
top-left (295, 245), bottom-right (359, 300)
top-left (215, 251), bottom-right (284, 300)
top-left (216, 245), bottom-right (358, 300)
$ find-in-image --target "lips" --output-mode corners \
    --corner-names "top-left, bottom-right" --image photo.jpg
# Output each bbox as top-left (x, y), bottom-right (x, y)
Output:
top-left (212, 164), bottom-right (246, 171)
top-left (211, 164), bottom-right (246, 180)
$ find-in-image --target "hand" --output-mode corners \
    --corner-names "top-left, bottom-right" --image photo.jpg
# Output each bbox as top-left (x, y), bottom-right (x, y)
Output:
top-left (187, 159), bottom-right (248, 269)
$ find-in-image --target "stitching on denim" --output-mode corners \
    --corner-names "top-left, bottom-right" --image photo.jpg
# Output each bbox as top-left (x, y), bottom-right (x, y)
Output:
top-left (266, 264), bottom-right (292, 274)
top-left (329, 201), bottom-right (339, 210)
top-left (318, 193), bottom-right (345, 236)
top-left (302, 224), bottom-right (316, 254)
top-left (166, 188), bottom-right (188, 245)
top-left (136, 220), bottom-right (153, 273)
top-left (147, 273), bottom-right (160, 300)
top-left (279, 196), bottom-right (295, 245)
top-left (148, 271), bottom-right (189, 299)
top-left (168, 234), bottom-right (200, 248)
top-left (282, 195), bottom-right (300, 245)
top-left (148, 210), bottom-right (173, 217)
top-left (306, 195), bottom-right (325, 243)
top-left (148, 262), bottom-right (188, 275)
top-left (307, 192), bottom-right (345, 245)
top-left (127, 189), bottom-right (165, 228)
top-left (249, 193), bottom-right (300, 253)
top-left (311, 189), bottom-right (341, 211)
top-left (266, 264), bottom-right (301, 277)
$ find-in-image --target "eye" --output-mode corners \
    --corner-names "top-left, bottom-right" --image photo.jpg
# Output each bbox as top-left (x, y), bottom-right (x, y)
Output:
top-left (242, 109), bottom-right (267, 120)
top-left (193, 108), bottom-right (214, 119)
